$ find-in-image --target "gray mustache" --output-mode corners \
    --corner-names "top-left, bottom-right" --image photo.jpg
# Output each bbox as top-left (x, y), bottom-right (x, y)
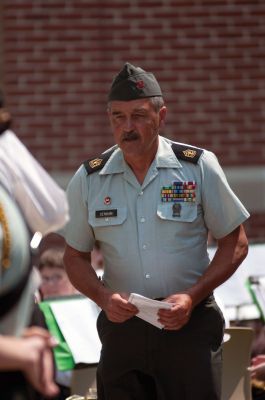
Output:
top-left (122, 132), bottom-right (139, 141)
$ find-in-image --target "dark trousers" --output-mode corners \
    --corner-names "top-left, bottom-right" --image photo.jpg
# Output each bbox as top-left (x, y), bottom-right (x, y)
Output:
top-left (96, 296), bottom-right (224, 400)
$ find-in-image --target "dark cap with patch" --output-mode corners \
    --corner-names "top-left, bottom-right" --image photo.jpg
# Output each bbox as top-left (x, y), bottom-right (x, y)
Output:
top-left (108, 62), bottom-right (163, 101)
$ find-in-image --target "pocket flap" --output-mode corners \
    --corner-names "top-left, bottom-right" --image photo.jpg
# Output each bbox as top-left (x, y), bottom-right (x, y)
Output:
top-left (157, 203), bottom-right (197, 222)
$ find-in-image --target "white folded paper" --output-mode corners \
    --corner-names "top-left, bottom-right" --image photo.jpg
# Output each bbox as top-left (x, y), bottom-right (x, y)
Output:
top-left (128, 293), bottom-right (172, 329)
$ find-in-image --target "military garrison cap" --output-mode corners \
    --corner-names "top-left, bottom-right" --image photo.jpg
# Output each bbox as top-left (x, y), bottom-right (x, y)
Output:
top-left (108, 62), bottom-right (163, 101)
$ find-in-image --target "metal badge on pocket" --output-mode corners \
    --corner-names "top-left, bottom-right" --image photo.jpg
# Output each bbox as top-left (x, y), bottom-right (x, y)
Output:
top-left (172, 203), bottom-right (182, 217)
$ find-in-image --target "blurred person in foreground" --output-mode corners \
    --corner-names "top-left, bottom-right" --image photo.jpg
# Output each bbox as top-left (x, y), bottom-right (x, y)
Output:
top-left (63, 63), bottom-right (249, 400)
top-left (0, 93), bottom-right (68, 399)
top-left (0, 185), bottom-right (59, 399)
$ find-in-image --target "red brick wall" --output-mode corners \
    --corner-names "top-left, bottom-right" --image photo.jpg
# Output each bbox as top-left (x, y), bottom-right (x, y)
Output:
top-left (1, 0), bottom-right (265, 240)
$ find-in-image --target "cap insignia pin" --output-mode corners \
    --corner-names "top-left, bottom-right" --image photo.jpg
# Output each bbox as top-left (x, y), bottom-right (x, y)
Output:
top-left (136, 80), bottom-right (145, 89)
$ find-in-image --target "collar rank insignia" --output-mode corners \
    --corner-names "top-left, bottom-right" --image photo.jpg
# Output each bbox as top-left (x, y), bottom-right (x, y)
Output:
top-left (89, 158), bottom-right (103, 169)
top-left (182, 149), bottom-right (197, 158)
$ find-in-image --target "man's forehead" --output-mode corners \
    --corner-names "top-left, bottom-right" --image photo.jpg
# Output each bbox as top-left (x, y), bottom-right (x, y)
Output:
top-left (109, 98), bottom-right (152, 112)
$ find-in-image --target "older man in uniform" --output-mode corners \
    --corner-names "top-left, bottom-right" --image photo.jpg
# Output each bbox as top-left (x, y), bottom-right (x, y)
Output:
top-left (63, 63), bottom-right (249, 400)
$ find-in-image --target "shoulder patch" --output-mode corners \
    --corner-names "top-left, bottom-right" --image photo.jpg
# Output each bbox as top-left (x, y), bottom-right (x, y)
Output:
top-left (171, 143), bottom-right (203, 164)
top-left (83, 147), bottom-right (116, 175)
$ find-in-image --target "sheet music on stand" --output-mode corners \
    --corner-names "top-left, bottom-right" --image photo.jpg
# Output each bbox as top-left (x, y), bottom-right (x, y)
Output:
top-left (39, 294), bottom-right (101, 371)
top-left (246, 276), bottom-right (265, 322)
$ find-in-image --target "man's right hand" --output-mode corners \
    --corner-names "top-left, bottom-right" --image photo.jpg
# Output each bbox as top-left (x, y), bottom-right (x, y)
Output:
top-left (103, 292), bottom-right (138, 323)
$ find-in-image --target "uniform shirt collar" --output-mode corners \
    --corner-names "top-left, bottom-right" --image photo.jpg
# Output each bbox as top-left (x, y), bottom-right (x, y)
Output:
top-left (99, 135), bottom-right (182, 175)
top-left (155, 136), bottom-right (182, 169)
top-left (99, 146), bottom-right (125, 175)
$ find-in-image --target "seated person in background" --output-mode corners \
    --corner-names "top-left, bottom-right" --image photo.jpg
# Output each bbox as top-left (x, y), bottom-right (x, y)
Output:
top-left (250, 354), bottom-right (265, 400)
top-left (38, 248), bottom-right (78, 300)
top-left (37, 247), bottom-right (79, 400)
top-left (250, 355), bottom-right (265, 381)
top-left (252, 323), bottom-right (265, 357)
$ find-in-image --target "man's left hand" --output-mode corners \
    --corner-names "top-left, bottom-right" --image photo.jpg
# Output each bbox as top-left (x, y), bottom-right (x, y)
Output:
top-left (157, 293), bottom-right (193, 330)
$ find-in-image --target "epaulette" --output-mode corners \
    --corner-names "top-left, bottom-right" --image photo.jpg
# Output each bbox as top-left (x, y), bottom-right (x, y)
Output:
top-left (171, 143), bottom-right (203, 164)
top-left (83, 147), bottom-right (116, 175)
top-left (83, 143), bottom-right (203, 174)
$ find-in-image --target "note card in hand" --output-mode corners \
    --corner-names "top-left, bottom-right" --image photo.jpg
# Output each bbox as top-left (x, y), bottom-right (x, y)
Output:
top-left (128, 293), bottom-right (172, 329)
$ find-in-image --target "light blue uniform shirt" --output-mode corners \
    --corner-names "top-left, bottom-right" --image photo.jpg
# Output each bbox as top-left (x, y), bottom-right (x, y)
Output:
top-left (65, 136), bottom-right (249, 299)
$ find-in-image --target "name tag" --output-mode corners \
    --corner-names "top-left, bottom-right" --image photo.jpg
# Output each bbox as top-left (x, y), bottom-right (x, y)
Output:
top-left (95, 209), bottom-right (118, 218)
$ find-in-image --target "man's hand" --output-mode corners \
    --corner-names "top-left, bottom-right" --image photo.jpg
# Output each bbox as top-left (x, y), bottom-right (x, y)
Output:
top-left (21, 327), bottom-right (59, 397)
top-left (0, 327), bottom-right (59, 397)
top-left (157, 293), bottom-right (193, 330)
top-left (103, 292), bottom-right (138, 323)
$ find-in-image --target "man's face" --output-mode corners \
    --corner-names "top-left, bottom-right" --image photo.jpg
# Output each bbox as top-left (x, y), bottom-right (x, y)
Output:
top-left (108, 98), bottom-right (166, 158)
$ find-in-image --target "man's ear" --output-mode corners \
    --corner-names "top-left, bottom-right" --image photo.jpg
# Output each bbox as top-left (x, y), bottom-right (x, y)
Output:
top-left (159, 106), bottom-right (167, 125)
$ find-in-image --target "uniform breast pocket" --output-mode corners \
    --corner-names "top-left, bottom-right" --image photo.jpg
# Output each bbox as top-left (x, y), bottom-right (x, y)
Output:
top-left (88, 207), bottom-right (128, 249)
top-left (157, 203), bottom-right (198, 252)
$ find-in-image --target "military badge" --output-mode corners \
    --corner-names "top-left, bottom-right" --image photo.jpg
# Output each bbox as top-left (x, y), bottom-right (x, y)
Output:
top-left (172, 203), bottom-right (182, 217)
top-left (104, 196), bottom-right (111, 205)
top-left (182, 149), bottom-right (197, 158)
top-left (136, 80), bottom-right (145, 89)
top-left (89, 158), bottom-right (103, 169)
